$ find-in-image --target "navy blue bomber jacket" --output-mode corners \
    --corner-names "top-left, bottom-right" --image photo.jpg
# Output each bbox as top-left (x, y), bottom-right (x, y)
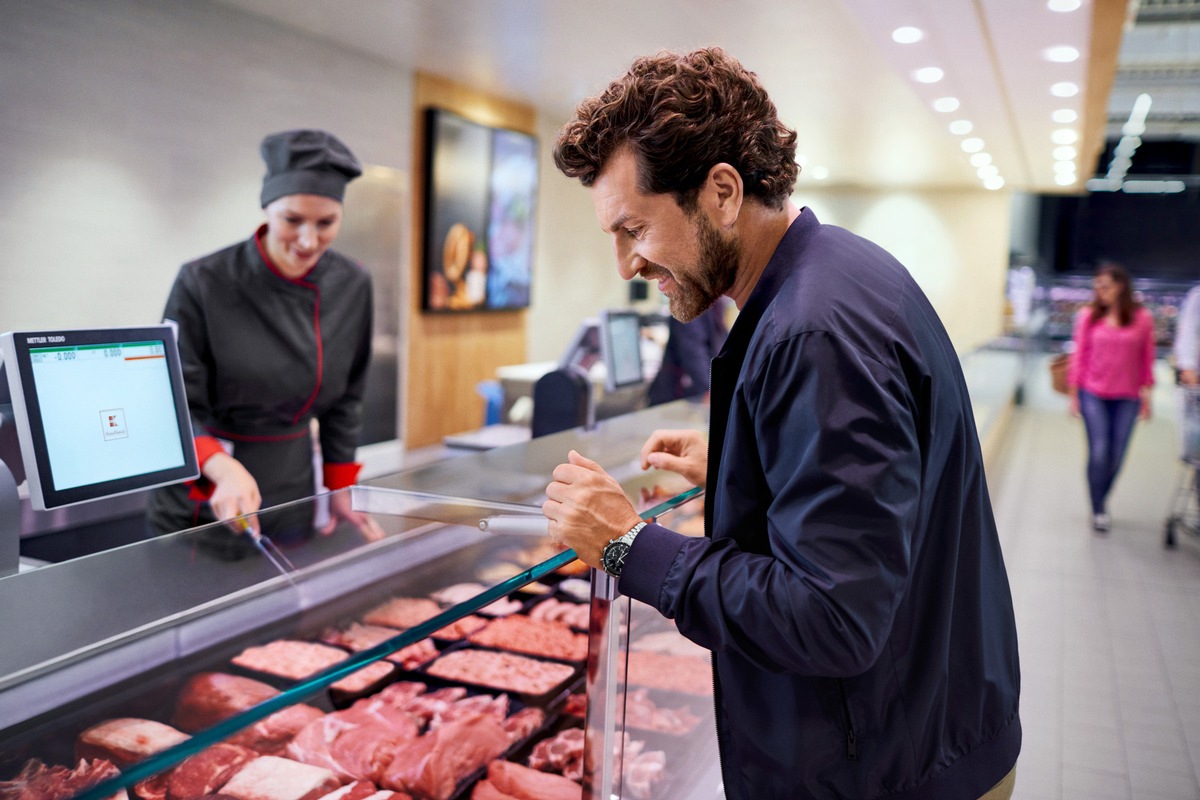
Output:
top-left (620, 208), bottom-right (1021, 799)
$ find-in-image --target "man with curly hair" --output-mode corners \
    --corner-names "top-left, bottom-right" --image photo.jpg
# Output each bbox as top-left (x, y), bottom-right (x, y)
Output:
top-left (543, 48), bottom-right (1021, 799)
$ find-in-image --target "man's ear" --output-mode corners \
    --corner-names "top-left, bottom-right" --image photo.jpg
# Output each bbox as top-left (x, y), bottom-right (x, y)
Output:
top-left (702, 162), bottom-right (743, 228)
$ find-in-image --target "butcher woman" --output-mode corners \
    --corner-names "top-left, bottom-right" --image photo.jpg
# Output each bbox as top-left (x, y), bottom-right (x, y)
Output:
top-left (147, 129), bottom-right (382, 545)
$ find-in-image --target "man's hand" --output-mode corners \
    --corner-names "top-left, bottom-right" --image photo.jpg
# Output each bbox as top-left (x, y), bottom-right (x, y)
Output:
top-left (203, 452), bottom-right (262, 522)
top-left (322, 490), bottom-right (386, 541)
top-left (543, 450), bottom-right (642, 569)
top-left (640, 429), bottom-right (708, 487)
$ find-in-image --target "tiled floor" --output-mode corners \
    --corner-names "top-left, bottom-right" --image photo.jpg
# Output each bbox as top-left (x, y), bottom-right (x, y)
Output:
top-left (992, 360), bottom-right (1200, 800)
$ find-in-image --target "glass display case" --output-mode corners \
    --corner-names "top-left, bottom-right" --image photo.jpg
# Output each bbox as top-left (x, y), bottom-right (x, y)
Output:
top-left (0, 401), bottom-right (710, 800)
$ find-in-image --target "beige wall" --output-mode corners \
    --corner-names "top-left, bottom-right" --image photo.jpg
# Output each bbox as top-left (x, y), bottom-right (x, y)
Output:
top-left (802, 188), bottom-right (1012, 352)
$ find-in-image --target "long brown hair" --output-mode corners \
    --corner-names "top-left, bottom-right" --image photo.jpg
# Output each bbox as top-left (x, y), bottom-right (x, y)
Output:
top-left (1088, 262), bottom-right (1138, 327)
top-left (553, 47), bottom-right (799, 211)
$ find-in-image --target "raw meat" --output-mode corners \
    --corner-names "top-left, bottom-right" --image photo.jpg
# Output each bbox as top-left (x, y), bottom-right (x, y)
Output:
top-left (285, 713), bottom-right (408, 785)
top-left (625, 651), bottom-right (711, 695)
top-left (426, 650), bottom-right (575, 697)
top-left (480, 760), bottom-right (581, 800)
top-left (76, 718), bottom-right (190, 767)
top-left (0, 758), bottom-right (126, 800)
top-left (164, 742), bottom-right (257, 799)
top-left (429, 584), bottom-right (523, 616)
top-left (225, 704), bottom-right (324, 755)
top-left (500, 707), bottom-right (544, 741)
top-left (313, 781), bottom-right (379, 800)
top-left (337, 683), bottom-right (427, 732)
top-left (429, 615), bottom-right (486, 642)
top-left (623, 749), bottom-right (666, 799)
top-left (217, 755), bottom-right (340, 800)
top-left (527, 598), bottom-right (589, 630)
top-left (172, 672), bottom-right (279, 732)
top-left (526, 727), bottom-right (584, 781)
top-left (377, 712), bottom-right (511, 800)
top-left (362, 598), bottom-right (442, 630)
top-left (622, 688), bottom-right (701, 735)
top-left (231, 640), bottom-right (348, 681)
top-left (467, 615), bottom-right (587, 662)
top-left (319, 624), bottom-right (439, 669)
top-left (331, 660), bottom-right (396, 696)
top-left (555, 579), bottom-right (590, 603)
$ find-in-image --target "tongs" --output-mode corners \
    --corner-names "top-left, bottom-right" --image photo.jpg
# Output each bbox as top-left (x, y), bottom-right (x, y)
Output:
top-left (235, 517), bottom-right (297, 575)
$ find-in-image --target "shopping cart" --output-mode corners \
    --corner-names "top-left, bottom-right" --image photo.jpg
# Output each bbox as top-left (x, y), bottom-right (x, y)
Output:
top-left (1164, 384), bottom-right (1200, 548)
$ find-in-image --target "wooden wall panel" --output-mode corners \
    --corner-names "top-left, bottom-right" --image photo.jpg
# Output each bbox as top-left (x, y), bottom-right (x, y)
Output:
top-left (1080, 0), bottom-right (1133, 183)
top-left (406, 73), bottom-right (534, 448)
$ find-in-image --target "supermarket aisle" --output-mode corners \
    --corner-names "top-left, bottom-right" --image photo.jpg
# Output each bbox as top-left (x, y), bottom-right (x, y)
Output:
top-left (990, 358), bottom-right (1200, 800)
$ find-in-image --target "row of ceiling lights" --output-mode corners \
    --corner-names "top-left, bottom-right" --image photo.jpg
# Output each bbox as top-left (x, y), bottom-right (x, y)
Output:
top-left (892, 0), bottom-right (1086, 191)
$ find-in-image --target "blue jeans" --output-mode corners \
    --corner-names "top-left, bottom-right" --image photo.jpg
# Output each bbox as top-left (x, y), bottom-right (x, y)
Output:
top-left (1078, 389), bottom-right (1141, 515)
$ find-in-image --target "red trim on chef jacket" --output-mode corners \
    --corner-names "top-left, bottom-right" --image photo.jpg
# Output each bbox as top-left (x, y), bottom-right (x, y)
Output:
top-left (323, 462), bottom-right (363, 490)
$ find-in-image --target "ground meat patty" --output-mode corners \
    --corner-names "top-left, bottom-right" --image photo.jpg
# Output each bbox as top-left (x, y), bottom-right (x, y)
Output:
top-left (426, 650), bottom-right (575, 697)
top-left (231, 641), bottom-right (348, 681)
top-left (467, 615), bottom-right (586, 662)
top-left (362, 598), bottom-right (442, 630)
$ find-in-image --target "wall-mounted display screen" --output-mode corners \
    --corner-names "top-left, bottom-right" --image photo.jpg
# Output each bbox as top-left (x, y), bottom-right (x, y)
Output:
top-left (422, 108), bottom-right (539, 312)
top-left (0, 325), bottom-right (198, 510)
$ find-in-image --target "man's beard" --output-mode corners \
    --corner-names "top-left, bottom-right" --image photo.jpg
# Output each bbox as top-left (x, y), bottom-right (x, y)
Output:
top-left (651, 213), bottom-right (739, 323)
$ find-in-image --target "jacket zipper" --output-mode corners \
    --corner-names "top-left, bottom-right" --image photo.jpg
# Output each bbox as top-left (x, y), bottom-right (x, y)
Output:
top-left (837, 679), bottom-right (858, 761)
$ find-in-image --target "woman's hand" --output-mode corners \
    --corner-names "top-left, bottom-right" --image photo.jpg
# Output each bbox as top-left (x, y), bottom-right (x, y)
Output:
top-left (1140, 387), bottom-right (1153, 421)
top-left (1068, 389), bottom-right (1080, 418)
top-left (640, 429), bottom-right (708, 487)
top-left (322, 490), bottom-right (386, 541)
top-left (202, 452), bottom-right (262, 522)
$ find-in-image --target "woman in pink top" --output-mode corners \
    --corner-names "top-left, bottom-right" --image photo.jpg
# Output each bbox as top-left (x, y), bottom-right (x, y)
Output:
top-left (1068, 263), bottom-right (1156, 532)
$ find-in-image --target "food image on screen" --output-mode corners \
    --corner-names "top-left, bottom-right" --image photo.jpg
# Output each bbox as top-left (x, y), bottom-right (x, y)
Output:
top-left (426, 650), bottom-right (575, 697)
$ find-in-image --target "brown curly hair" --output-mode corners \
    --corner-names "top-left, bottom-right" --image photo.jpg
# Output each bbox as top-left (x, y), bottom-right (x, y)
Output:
top-left (553, 47), bottom-right (799, 211)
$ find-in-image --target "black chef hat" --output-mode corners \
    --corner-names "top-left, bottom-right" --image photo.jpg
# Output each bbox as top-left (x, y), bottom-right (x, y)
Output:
top-left (259, 129), bottom-right (363, 208)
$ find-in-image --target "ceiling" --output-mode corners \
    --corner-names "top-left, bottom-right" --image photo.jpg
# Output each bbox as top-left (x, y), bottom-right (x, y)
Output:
top-left (215, 0), bottom-right (1196, 194)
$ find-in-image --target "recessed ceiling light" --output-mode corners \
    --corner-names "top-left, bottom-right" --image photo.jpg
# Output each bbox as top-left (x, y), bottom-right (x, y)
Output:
top-left (970, 153), bottom-right (992, 167)
top-left (1053, 146), bottom-right (1077, 161)
top-left (1052, 109), bottom-right (1078, 124)
top-left (949, 120), bottom-right (973, 135)
top-left (1051, 82), bottom-right (1079, 97)
top-left (811, 166), bottom-right (830, 180)
top-left (1052, 129), bottom-right (1078, 144)
top-left (1043, 46), bottom-right (1080, 63)
top-left (912, 67), bottom-right (944, 84)
top-left (1054, 173), bottom-right (1076, 186)
top-left (1047, 0), bottom-right (1082, 11)
top-left (892, 27), bottom-right (923, 44)
top-left (1053, 161), bottom-right (1076, 174)
top-left (984, 176), bottom-right (1006, 190)
top-left (796, 154), bottom-right (809, 168)
top-left (978, 165), bottom-right (1000, 179)
top-left (961, 138), bottom-right (984, 153)
top-left (933, 97), bottom-right (960, 113)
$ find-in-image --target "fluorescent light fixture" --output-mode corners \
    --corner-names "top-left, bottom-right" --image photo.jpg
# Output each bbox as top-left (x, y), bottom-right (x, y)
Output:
top-left (1043, 46), bottom-right (1080, 63)
top-left (913, 67), bottom-right (944, 84)
top-left (1053, 146), bottom-right (1077, 161)
top-left (1051, 82), bottom-right (1079, 97)
top-left (949, 120), bottom-right (973, 135)
top-left (811, 166), bottom-right (830, 180)
top-left (1054, 173), bottom-right (1076, 186)
top-left (1048, 0), bottom-right (1082, 11)
top-left (892, 27), bottom-right (923, 44)
top-left (1087, 178), bottom-right (1121, 192)
top-left (1122, 180), bottom-right (1185, 194)
top-left (984, 176), bottom-right (1006, 190)
top-left (933, 97), bottom-right (960, 112)
top-left (970, 153), bottom-right (992, 167)
top-left (961, 137), bottom-right (984, 153)
top-left (1052, 109), bottom-right (1078, 124)
top-left (1051, 129), bottom-right (1078, 145)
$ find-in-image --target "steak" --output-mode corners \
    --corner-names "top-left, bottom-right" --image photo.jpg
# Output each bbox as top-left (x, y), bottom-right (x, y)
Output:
top-left (216, 755), bottom-right (340, 800)
top-left (172, 673), bottom-right (279, 732)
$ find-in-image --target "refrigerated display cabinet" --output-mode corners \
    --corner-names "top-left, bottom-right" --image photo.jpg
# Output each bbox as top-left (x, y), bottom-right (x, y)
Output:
top-left (0, 400), bottom-right (716, 800)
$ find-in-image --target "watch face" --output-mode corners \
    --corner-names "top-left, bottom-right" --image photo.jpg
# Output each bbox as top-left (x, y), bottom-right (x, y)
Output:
top-left (602, 540), bottom-right (631, 576)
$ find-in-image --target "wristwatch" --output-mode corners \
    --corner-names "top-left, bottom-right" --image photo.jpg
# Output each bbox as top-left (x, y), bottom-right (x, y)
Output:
top-left (601, 521), bottom-right (647, 577)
